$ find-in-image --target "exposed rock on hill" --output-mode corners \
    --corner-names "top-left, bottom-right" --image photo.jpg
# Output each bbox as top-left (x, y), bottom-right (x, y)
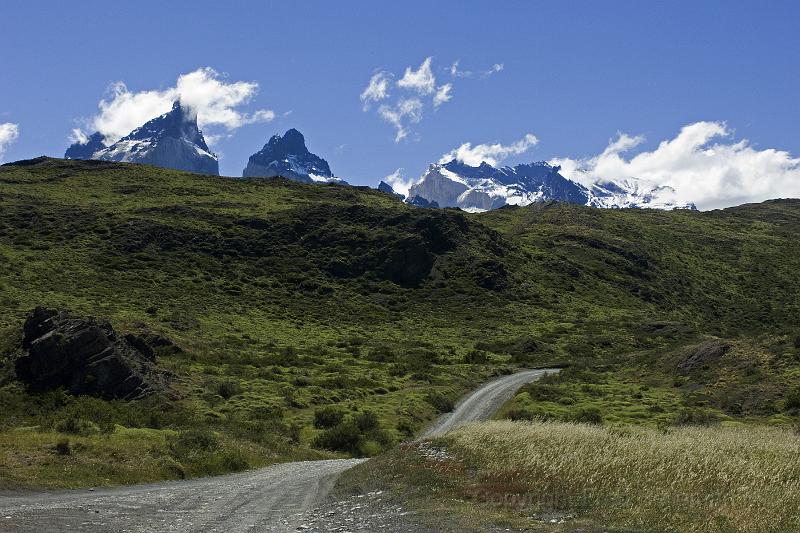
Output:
top-left (15, 307), bottom-right (171, 400)
top-left (678, 340), bottom-right (732, 373)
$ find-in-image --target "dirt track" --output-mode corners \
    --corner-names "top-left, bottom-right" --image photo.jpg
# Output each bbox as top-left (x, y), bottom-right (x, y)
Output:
top-left (422, 368), bottom-right (557, 438)
top-left (0, 369), bottom-right (556, 532)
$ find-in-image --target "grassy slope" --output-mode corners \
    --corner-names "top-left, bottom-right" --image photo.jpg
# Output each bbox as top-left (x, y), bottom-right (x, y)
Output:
top-left (1, 157), bottom-right (799, 488)
top-left (337, 421), bottom-right (800, 532)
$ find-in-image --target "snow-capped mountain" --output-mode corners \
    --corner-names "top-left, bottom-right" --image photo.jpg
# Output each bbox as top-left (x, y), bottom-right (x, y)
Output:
top-left (64, 102), bottom-right (219, 175)
top-left (587, 179), bottom-right (694, 210)
top-left (242, 129), bottom-right (345, 184)
top-left (404, 160), bottom-right (695, 211)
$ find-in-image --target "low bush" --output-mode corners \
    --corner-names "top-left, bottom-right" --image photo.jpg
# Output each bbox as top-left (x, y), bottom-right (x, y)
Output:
top-left (313, 419), bottom-right (361, 454)
top-left (313, 412), bottom-right (393, 456)
top-left (425, 392), bottom-right (454, 414)
top-left (673, 408), bottom-right (721, 427)
top-left (314, 406), bottom-right (346, 429)
top-left (54, 437), bottom-right (71, 455)
top-left (571, 406), bottom-right (603, 425)
top-left (55, 416), bottom-right (101, 436)
top-left (214, 380), bottom-right (243, 399)
top-left (785, 387), bottom-right (800, 411)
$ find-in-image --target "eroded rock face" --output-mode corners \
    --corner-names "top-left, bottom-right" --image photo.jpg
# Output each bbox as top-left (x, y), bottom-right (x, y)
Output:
top-left (678, 340), bottom-right (732, 373)
top-left (16, 307), bottom-right (170, 400)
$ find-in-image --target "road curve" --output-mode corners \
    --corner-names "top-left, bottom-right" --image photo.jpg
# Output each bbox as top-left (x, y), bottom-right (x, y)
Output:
top-left (422, 368), bottom-right (559, 438)
top-left (0, 368), bottom-right (556, 532)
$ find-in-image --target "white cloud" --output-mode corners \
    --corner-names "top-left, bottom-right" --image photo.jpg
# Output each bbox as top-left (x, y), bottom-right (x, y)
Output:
top-left (550, 122), bottom-right (800, 210)
top-left (383, 167), bottom-right (415, 197)
top-left (360, 71), bottom-right (391, 110)
top-left (68, 128), bottom-right (90, 145)
top-left (364, 57), bottom-right (502, 141)
top-left (397, 57), bottom-right (436, 95)
top-left (378, 98), bottom-right (423, 142)
top-left (78, 67), bottom-right (274, 145)
top-left (433, 84), bottom-right (453, 108)
top-left (450, 60), bottom-right (472, 78)
top-left (0, 123), bottom-right (19, 160)
top-left (482, 63), bottom-right (504, 77)
top-left (450, 60), bottom-right (504, 79)
top-left (440, 133), bottom-right (539, 167)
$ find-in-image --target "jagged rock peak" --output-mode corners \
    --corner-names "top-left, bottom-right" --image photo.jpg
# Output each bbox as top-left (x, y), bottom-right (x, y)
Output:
top-left (63, 101), bottom-right (219, 176)
top-left (242, 129), bottom-right (344, 184)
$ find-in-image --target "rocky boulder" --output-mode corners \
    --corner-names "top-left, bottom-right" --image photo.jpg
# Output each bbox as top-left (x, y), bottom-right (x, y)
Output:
top-left (15, 307), bottom-right (170, 400)
top-left (678, 340), bottom-right (732, 373)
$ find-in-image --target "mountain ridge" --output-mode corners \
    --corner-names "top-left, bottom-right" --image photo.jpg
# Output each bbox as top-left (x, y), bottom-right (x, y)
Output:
top-left (402, 159), bottom-right (696, 212)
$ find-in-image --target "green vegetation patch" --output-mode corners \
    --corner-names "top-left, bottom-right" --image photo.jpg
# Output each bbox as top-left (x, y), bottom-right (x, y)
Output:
top-left (1, 158), bottom-right (800, 487)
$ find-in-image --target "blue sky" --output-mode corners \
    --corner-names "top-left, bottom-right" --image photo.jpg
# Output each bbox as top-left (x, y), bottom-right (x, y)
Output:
top-left (1, 1), bottom-right (798, 206)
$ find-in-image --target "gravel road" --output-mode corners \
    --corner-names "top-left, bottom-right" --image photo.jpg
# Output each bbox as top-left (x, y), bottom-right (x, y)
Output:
top-left (0, 368), bottom-right (556, 532)
top-left (422, 368), bottom-right (558, 438)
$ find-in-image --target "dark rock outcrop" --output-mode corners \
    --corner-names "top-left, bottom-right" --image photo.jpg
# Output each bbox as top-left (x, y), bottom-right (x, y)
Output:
top-left (407, 195), bottom-right (439, 208)
top-left (678, 340), bottom-right (732, 373)
top-left (15, 307), bottom-right (170, 399)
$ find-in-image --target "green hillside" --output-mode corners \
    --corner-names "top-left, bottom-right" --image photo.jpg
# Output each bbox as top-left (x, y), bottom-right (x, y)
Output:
top-left (1, 157), bottom-right (798, 487)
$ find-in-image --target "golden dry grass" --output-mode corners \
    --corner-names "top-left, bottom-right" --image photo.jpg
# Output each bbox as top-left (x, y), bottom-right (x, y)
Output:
top-left (444, 421), bottom-right (800, 532)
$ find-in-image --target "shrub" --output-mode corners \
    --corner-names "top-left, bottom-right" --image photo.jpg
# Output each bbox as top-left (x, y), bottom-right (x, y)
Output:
top-left (54, 438), bottom-right (71, 455)
top-left (463, 350), bottom-right (489, 364)
top-left (56, 416), bottom-right (100, 436)
top-left (313, 412), bottom-right (389, 455)
top-left (785, 387), bottom-right (800, 411)
top-left (673, 408), bottom-right (721, 427)
top-left (358, 440), bottom-right (382, 457)
top-left (355, 411), bottom-right (379, 432)
top-left (171, 428), bottom-right (219, 457)
top-left (425, 392), bottom-right (455, 413)
top-left (397, 419), bottom-right (416, 438)
top-left (215, 380), bottom-right (242, 399)
top-left (572, 407), bottom-right (603, 425)
top-left (524, 382), bottom-right (563, 401)
top-left (313, 420), bottom-right (361, 454)
top-left (250, 405), bottom-right (284, 421)
top-left (314, 406), bottom-right (346, 429)
top-left (506, 408), bottom-right (535, 421)
top-left (220, 450), bottom-right (249, 472)
top-left (156, 456), bottom-right (186, 479)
